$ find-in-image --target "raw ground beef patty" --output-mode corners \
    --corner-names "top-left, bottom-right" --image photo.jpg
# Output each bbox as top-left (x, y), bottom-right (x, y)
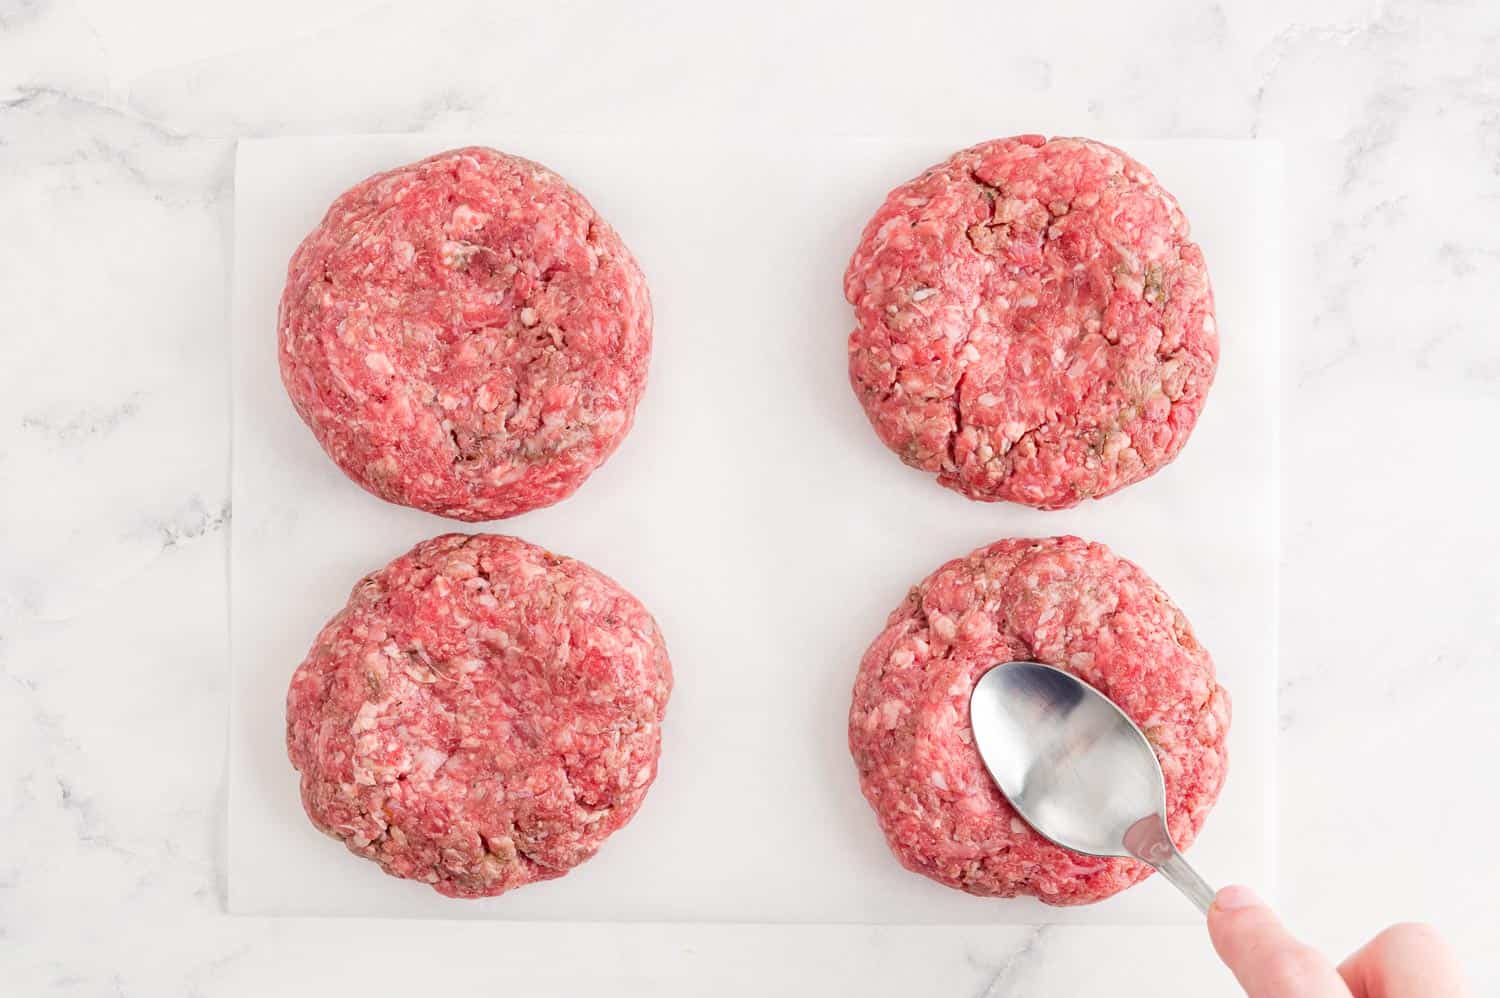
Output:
top-left (279, 146), bottom-right (652, 521)
top-left (845, 136), bottom-right (1218, 509)
top-left (848, 536), bottom-right (1228, 905)
top-left (286, 533), bottom-right (672, 898)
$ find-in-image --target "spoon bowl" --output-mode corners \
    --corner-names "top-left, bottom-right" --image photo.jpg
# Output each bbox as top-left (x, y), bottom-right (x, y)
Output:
top-left (969, 661), bottom-right (1217, 914)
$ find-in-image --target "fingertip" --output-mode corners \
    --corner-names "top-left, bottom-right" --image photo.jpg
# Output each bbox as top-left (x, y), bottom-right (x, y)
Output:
top-left (1206, 885), bottom-right (1268, 948)
top-left (1211, 884), bottom-right (1264, 914)
top-left (1341, 921), bottom-right (1468, 998)
top-left (1206, 885), bottom-right (1277, 962)
top-left (1373, 921), bottom-right (1446, 951)
top-left (1206, 888), bottom-right (1349, 997)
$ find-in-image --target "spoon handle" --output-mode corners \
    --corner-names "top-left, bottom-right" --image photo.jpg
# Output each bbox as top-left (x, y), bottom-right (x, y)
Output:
top-left (1123, 813), bottom-right (1217, 915)
top-left (1154, 843), bottom-right (1216, 915)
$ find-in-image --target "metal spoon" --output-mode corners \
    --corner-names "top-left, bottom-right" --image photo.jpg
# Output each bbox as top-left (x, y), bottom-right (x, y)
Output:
top-left (969, 660), bottom-right (1217, 914)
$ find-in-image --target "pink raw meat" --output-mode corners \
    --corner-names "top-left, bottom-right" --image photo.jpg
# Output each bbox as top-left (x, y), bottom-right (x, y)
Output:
top-left (849, 535), bottom-right (1228, 905)
top-left (846, 136), bottom-right (1217, 509)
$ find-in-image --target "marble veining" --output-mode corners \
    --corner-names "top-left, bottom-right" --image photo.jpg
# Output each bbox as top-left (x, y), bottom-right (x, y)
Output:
top-left (3, 0), bottom-right (1499, 994)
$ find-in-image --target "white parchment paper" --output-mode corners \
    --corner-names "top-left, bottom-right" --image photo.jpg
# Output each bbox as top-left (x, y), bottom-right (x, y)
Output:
top-left (229, 134), bottom-right (1279, 923)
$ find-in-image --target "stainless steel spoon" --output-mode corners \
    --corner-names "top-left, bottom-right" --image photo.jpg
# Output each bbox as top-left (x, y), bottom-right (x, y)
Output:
top-left (969, 660), bottom-right (1217, 914)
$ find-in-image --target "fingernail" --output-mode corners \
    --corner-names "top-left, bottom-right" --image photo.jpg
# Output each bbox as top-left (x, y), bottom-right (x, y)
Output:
top-left (1213, 885), bottom-right (1262, 911)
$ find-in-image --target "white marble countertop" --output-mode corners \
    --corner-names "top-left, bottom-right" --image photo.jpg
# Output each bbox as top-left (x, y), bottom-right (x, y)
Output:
top-left (3, 0), bottom-right (1497, 994)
